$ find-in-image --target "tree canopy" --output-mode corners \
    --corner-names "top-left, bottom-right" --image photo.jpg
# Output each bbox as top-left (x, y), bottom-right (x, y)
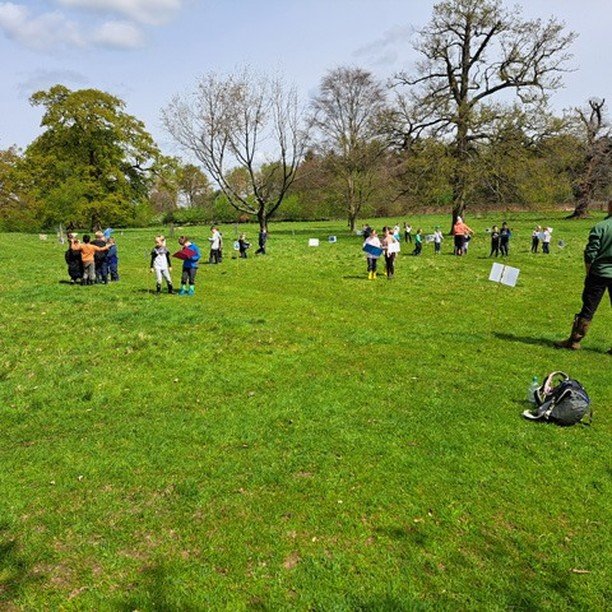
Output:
top-left (24, 85), bottom-right (161, 229)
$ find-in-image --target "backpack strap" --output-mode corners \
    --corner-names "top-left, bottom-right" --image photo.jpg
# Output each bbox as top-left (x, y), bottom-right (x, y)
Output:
top-left (543, 371), bottom-right (569, 394)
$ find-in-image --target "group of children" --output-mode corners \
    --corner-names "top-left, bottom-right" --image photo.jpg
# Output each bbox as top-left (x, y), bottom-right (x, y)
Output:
top-left (530, 225), bottom-right (553, 254)
top-left (65, 219), bottom-right (556, 289)
top-left (66, 231), bottom-right (118, 284)
top-left (362, 218), bottom-right (555, 278)
top-left (64, 227), bottom-right (254, 295)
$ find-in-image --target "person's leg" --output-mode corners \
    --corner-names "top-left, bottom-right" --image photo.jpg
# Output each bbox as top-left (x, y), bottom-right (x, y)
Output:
top-left (389, 253), bottom-right (395, 278)
top-left (556, 275), bottom-right (608, 349)
top-left (179, 268), bottom-right (189, 294)
top-left (188, 268), bottom-right (197, 295)
top-left (162, 268), bottom-right (173, 293)
top-left (87, 262), bottom-right (96, 285)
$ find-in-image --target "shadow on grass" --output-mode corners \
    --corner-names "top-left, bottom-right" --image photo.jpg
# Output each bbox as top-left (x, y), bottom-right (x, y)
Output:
top-left (116, 562), bottom-right (186, 611)
top-left (0, 523), bottom-right (39, 604)
top-left (132, 289), bottom-right (177, 295)
top-left (493, 332), bottom-right (604, 353)
top-left (493, 332), bottom-right (556, 348)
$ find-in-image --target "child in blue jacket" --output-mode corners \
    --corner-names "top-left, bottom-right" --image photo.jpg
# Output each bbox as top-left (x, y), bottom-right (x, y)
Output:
top-left (177, 236), bottom-right (201, 296)
top-left (106, 238), bottom-right (119, 281)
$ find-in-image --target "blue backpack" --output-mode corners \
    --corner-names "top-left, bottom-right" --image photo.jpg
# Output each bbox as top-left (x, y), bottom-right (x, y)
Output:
top-left (523, 371), bottom-right (591, 426)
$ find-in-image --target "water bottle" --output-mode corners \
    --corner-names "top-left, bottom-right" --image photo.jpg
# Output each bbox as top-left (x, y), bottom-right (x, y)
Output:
top-left (527, 376), bottom-right (539, 403)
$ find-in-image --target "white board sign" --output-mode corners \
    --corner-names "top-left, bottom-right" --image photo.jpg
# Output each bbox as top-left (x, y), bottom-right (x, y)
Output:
top-left (489, 263), bottom-right (520, 287)
top-left (308, 238), bottom-right (320, 247)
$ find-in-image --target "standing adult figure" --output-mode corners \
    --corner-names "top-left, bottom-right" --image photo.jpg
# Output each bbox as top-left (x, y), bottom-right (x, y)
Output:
top-left (555, 201), bottom-right (612, 351)
top-left (255, 228), bottom-right (267, 255)
top-left (452, 216), bottom-right (473, 256)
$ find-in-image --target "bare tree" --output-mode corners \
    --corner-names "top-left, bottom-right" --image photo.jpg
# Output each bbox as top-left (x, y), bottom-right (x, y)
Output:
top-left (163, 69), bottom-right (308, 231)
top-left (393, 0), bottom-right (576, 230)
top-left (311, 67), bottom-right (390, 231)
top-left (568, 98), bottom-right (611, 218)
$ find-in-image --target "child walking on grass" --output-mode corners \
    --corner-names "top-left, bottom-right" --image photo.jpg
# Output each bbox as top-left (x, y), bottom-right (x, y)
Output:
top-left (150, 235), bottom-right (173, 294)
top-left (382, 226), bottom-right (399, 279)
top-left (176, 235), bottom-right (201, 296)
top-left (433, 226), bottom-right (443, 254)
top-left (238, 233), bottom-right (251, 258)
top-left (363, 229), bottom-right (382, 280)
top-left (412, 229), bottom-right (423, 255)
top-left (490, 225), bottom-right (500, 257)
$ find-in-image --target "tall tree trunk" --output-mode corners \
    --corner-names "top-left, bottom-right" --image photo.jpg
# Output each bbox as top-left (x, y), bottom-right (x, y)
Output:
top-left (257, 208), bottom-right (268, 232)
top-left (567, 159), bottom-right (596, 218)
top-left (449, 115), bottom-right (469, 233)
top-left (347, 174), bottom-right (358, 233)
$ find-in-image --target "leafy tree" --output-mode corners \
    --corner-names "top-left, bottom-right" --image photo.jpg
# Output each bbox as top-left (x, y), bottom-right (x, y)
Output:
top-left (163, 68), bottom-right (308, 231)
top-left (25, 85), bottom-right (160, 229)
top-left (311, 67), bottom-right (390, 231)
top-left (0, 146), bottom-right (38, 231)
top-left (393, 0), bottom-right (576, 229)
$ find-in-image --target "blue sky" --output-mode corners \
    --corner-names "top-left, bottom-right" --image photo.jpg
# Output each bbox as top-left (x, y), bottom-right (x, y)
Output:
top-left (1, 0), bottom-right (610, 156)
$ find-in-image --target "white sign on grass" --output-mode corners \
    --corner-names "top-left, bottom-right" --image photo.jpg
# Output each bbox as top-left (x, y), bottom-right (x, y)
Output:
top-left (308, 238), bottom-right (320, 247)
top-left (489, 262), bottom-right (520, 287)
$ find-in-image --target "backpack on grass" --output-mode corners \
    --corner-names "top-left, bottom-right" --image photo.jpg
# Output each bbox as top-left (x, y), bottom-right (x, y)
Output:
top-left (523, 371), bottom-right (591, 426)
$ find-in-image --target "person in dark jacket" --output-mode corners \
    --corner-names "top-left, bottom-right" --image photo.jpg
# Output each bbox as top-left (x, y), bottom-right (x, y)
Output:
top-left (490, 225), bottom-right (501, 257)
top-left (255, 229), bottom-right (267, 255)
top-left (555, 201), bottom-right (612, 351)
top-left (499, 222), bottom-right (511, 257)
top-left (238, 233), bottom-right (251, 258)
top-left (92, 231), bottom-right (109, 283)
top-left (65, 239), bottom-right (83, 283)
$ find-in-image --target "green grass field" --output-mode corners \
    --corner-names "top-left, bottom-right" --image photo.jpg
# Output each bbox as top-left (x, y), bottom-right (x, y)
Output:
top-left (0, 212), bottom-right (610, 609)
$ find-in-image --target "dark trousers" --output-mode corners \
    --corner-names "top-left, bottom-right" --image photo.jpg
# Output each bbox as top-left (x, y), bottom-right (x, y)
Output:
top-left (384, 253), bottom-right (396, 277)
top-left (500, 240), bottom-right (509, 256)
top-left (490, 241), bottom-right (500, 257)
top-left (181, 268), bottom-right (197, 286)
top-left (404, 232), bottom-right (412, 243)
top-left (578, 274), bottom-right (612, 320)
top-left (239, 249), bottom-right (247, 258)
top-left (95, 260), bottom-right (108, 283)
top-left (531, 238), bottom-right (539, 253)
top-left (454, 235), bottom-right (465, 255)
top-left (255, 244), bottom-right (266, 255)
top-left (209, 249), bottom-right (221, 264)
top-left (542, 242), bottom-right (550, 254)
top-left (108, 263), bottom-right (119, 281)
top-left (413, 242), bottom-right (422, 255)
top-left (367, 257), bottom-right (378, 273)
